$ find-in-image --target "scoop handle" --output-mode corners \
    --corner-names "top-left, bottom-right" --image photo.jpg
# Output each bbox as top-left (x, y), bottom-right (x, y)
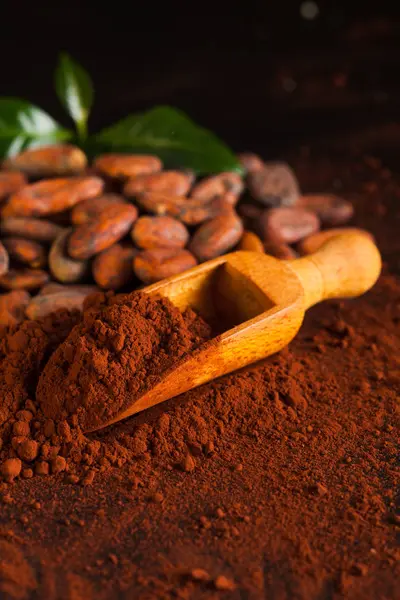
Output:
top-left (286, 231), bottom-right (381, 309)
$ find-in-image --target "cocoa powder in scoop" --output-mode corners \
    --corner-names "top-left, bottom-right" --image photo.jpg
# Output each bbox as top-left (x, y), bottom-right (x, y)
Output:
top-left (37, 291), bottom-right (212, 431)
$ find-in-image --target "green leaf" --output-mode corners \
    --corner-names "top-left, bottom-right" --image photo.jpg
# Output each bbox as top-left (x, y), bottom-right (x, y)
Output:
top-left (55, 53), bottom-right (93, 141)
top-left (91, 106), bottom-right (242, 175)
top-left (0, 98), bottom-right (72, 159)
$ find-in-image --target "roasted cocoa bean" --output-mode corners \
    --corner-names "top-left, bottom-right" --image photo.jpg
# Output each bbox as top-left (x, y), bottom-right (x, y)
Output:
top-left (237, 153), bottom-right (265, 173)
top-left (296, 194), bottom-right (354, 226)
top-left (0, 290), bottom-right (30, 328)
top-left (237, 204), bottom-right (263, 220)
top-left (3, 176), bottom-right (104, 217)
top-left (38, 283), bottom-right (66, 295)
top-left (0, 217), bottom-right (64, 243)
top-left (259, 207), bottom-right (320, 244)
top-left (264, 241), bottom-right (298, 260)
top-left (68, 204), bottom-right (138, 260)
top-left (2, 237), bottom-right (47, 268)
top-left (0, 269), bottom-right (49, 290)
top-left (131, 216), bottom-right (189, 249)
top-left (248, 162), bottom-right (300, 207)
top-left (191, 172), bottom-right (243, 202)
top-left (71, 194), bottom-right (127, 225)
top-left (180, 196), bottom-right (235, 226)
top-left (25, 286), bottom-right (97, 319)
top-left (237, 231), bottom-right (265, 253)
top-left (3, 144), bottom-right (87, 177)
top-left (136, 192), bottom-right (187, 218)
top-left (0, 241), bottom-right (9, 276)
top-left (298, 228), bottom-right (374, 255)
top-left (0, 171), bottom-right (27, 201)
top-left (49, 228), bottom-right (89, 283)
top-left (189, 212), bottom-right (244, 261)
top-left (92, 243), bottom-right (136, 290)
top-left (93, 154), bottom-right (162, 179)
top-left (133, 248), bottom-right (197, 284)
top-left (39, 283), bottom-right (97, 296)
top-left (124, 171), bottom-right (193, 197)
top-left (221, 192), bottom-right (241, 206)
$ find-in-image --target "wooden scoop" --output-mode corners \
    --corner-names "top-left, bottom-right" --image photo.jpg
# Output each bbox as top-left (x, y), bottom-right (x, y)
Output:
top-left (88, 231), bottom-right (381, 431)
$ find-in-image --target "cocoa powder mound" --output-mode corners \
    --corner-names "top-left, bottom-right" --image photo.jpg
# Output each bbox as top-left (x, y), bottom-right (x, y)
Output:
top-left (37, 291), bottom-right (212, 431)
top-left (0, 310), bottom-right (80, 429)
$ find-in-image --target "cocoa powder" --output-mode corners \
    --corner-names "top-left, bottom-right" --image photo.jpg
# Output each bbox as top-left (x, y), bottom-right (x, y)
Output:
top-left (0, 150), bottom-right (398, 600)
top-left (37, 291), bottom-right (212, 431)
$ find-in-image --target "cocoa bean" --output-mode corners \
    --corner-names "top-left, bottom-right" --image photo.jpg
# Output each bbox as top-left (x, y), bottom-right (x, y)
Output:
top-left (136, 192), bottom-right (187, 218)
top-left (237, 203), bottom-right (264, 230)
top-left (237, 204), bottom-right (263, 220)
top-left (180, 196), bottom-right (234, 226)
top-left (248, 162), bottom-right (300, 207)
top-left (237, 153), bottom-right (265, 173)
top-left (189, 212), bottom-right (244, 261)
top-left (2, 237), bottom-right (47, 268)
top-left (133, 248), bottom-right (197, 284)
top-left (68, 204), bottom-right (138, 260)
top-left (39, 283), bottom-right (97, 296)
top-left (131, 216), bottom-right (189, 249)
top-left (3, 144), bottom-right (87, 177)
top-left (25, 286), bottom-right (97, 319)
top-left (93, 154), bottom-right (162, 179)
top-left (49, 228), bottom-right (89, 283)
top-left (92, 244), bottom-right (136, 290)
top-left (0, 171), bottom-right (27, 201)
top-left (0, 269), bottom-right (49, 290)
top-left (2, 176), bottom-right (104, 217)
top-left (237, 231), bottom-right (265, 253)
top-left (191, 172), bottom-right (243, 202)
top-left (298, 228), bottom-right (374, 255)
top-left (296, 194), bottom-right (354, 226)
top-left (0, 241), bottom-right (9, 276)
top-left (259, 207), bottom-right (320, 244)
top-left (71, 194), bottom-right (127, 225)
top-left (124, 171), bottom-right (193, 197)
top-left (138, 192), bottom-right (234, 225)
top-left (0, 217), bottom-right (64, 242)
top-left (264, 241), bottom-right (298, 260)
top-left (38, 283), bottom-right (66, 295)
top-left (0, 290), bottom-right (30, 327)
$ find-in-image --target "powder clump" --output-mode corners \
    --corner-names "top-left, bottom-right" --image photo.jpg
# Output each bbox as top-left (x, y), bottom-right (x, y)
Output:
top-left (37, 291), bottom-right (212, 431)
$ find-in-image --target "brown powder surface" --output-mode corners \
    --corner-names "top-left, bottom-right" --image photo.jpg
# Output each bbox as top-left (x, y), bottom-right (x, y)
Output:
top-left (36, 291), bottom-right (212, 431)
top-left (0, 310), bottom-right (80, 429)
top-left (0, 150), bottom-right (399, 599)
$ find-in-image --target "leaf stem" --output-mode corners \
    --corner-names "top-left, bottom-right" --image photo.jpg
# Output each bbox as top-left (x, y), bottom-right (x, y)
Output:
top-left (76, 118), bottom-right (88, 143)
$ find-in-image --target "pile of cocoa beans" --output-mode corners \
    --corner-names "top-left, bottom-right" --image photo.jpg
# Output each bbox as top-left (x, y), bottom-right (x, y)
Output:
top-left (0, 144), bottom-right (355, 326)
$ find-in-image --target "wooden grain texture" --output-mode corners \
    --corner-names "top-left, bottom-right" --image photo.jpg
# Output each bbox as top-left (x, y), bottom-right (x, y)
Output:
top-left (88, 231), bottom-right (381, 431)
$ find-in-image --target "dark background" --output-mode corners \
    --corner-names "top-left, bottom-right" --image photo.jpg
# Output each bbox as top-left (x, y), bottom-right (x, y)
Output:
top-left (1, 1), bottom-right (400, 157)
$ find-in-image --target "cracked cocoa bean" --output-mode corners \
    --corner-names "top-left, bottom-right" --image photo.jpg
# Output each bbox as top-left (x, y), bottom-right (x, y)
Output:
top-left (68, 204), bottom-right (138, 260)
top-left (3, 176), bottom-right (104, 217)
top-left (71, 194), bottom-right (127, 225)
